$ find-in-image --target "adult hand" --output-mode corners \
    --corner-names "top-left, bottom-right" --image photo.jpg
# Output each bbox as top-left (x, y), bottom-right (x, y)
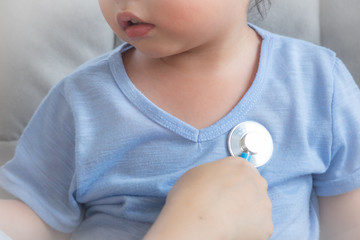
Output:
top-left (144, 157), bottom-right (273, 240)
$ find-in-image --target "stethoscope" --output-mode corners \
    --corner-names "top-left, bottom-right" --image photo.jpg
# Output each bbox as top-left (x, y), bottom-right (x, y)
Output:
top-left (228, 121), bottom-right (273, 167)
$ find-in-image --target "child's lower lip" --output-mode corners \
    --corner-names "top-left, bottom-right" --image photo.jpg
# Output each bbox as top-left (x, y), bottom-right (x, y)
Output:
top-left (125, 24), bottom-right (154, 39)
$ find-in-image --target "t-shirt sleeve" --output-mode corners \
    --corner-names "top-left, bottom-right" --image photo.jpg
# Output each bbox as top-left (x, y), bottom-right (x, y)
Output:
top-left (313, 58), bottom-right (360, 196)
top-left (0, 83), bottom-right (83, 233)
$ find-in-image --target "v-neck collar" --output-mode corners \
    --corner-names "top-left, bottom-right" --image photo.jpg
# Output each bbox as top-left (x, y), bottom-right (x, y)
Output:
top-left (109, 24), bottom-right (273, 142)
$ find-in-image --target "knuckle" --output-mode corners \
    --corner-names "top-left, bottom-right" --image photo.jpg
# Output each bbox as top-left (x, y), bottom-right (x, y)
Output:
top-left (261, 220), bottom-right (274, 239)
top-left (256, 176), bottom-right (268, 191)
top-left (264, 206), bottom-right (274, 238)
top-left (261, 177), bottom-right (268, 189)
top-left (267, 222), bottom-right (274, 237)
top-left (264, 197), bottom-right (272, 210)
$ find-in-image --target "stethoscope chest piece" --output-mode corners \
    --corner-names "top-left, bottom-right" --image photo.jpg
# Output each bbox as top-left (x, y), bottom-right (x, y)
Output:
top-left (228, 121), bottom-right (273, 167)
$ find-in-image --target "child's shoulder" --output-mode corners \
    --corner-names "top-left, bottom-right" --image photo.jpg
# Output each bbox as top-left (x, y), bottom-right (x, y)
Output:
top-left (255, 24), bottom-right (337, 66)
top-left (68, 45), bottom-right (124, 79)
top-left (253, 24), bottom-right (351, 92)
top-left (57, 44), bottom-right (129, 93)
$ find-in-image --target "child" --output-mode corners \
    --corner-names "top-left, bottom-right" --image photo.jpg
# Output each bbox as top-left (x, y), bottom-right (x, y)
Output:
top-left (1, 0), bottom-right (360, 239)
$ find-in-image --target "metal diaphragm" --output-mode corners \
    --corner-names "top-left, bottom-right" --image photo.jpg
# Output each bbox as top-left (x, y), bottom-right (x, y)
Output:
top-left (228, 121), bottom-right (273, 167)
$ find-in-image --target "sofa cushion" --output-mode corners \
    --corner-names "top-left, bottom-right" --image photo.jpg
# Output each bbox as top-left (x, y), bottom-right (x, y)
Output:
top-left (320, 0), bottom-right (360, 82)
top-left (249, 0), bottom-right (321, 44)
top-left (0, 0), bottom-right (114, 163)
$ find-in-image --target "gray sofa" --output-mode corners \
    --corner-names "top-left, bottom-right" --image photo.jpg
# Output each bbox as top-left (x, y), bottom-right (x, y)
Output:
top-left (1, 0), bottom-right (359, 197)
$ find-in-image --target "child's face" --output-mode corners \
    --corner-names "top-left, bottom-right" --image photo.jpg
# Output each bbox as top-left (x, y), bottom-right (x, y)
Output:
top-left (99, 0), bottom-right (250, 58)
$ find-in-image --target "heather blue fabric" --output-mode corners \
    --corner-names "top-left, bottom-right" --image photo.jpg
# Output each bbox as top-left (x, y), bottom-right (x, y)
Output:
top-left (1, 25), bottom-right (360, 239)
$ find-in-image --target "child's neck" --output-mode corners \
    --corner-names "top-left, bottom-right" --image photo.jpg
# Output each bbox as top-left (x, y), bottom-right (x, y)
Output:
top-left (123, 25), bottom-right (262, 129)
top-left (134, 25), bottom-right (260, 83)
top-left (159, 26), bottom-right (259, 78)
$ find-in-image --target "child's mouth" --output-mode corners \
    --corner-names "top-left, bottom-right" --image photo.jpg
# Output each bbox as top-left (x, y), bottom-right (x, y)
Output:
top-left (117, 12), bottom-right (155, 39)
top-left (128, 19), bottom-right (142, 26)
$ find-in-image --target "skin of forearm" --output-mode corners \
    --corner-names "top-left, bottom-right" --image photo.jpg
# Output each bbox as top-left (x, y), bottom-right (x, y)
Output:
top-left (319, 189), bottom-right (360, 240)
top-left (320, 225), bottom-right (360, 240)
top-left (0, 199), bottom-right (70, 240)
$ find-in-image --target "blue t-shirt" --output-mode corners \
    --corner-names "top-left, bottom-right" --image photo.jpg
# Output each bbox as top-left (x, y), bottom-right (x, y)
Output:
top-left (1, 25), bottom-right (360, 240)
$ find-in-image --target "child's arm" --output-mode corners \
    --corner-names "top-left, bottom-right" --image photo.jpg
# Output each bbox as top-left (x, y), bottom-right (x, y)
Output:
top-left (318, 188), bottom-right (360, 240)
top-left (0, 199), bottom-right (71, 240)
